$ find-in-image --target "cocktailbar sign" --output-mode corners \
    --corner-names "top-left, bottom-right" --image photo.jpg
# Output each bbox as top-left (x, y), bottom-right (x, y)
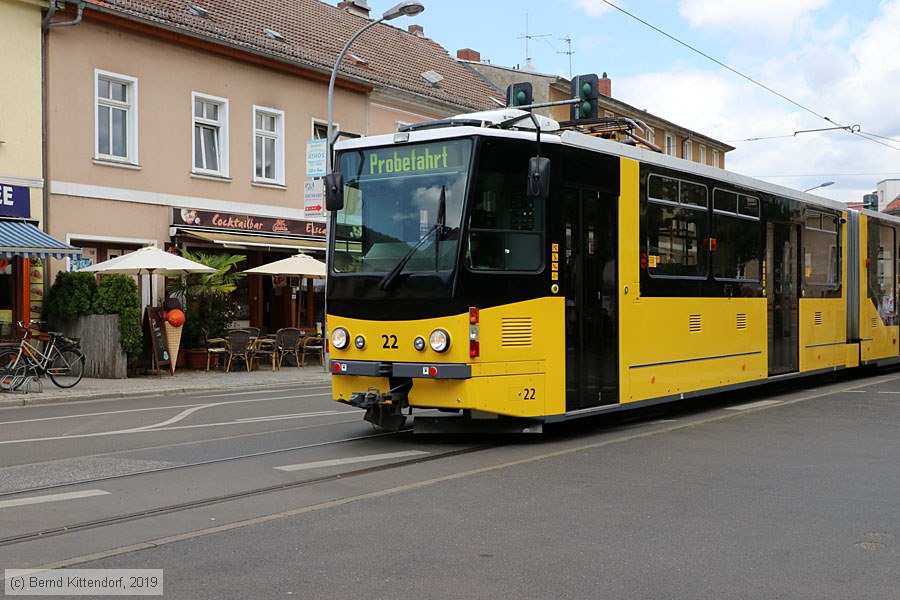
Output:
top-left (174, 208), bottom-right (325, 237)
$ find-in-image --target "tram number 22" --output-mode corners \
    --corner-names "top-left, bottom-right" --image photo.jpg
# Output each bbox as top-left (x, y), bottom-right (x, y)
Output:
top-left (382, 334), bottom-right (398, 349)
top-left (522, 388), bottom-right (536, 400)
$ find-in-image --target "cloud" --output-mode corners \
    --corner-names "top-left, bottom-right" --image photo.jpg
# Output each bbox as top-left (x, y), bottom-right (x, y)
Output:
top-left (678, 0), bottom-right (830, 44)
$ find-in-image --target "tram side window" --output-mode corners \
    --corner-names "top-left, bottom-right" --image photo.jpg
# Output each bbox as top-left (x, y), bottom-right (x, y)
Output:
top-left (867, 222), bottom-right (896, 325)
top-left (645, 175), bottom-right (708, 278)
top-left (712, 190), bottom-right (760, 285)
top-left (466, 141), bottom-right (543, 271)
top-left (804, 211), bottom-right (842, 298)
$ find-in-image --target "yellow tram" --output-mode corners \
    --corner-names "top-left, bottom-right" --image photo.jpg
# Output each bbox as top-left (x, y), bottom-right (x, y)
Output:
top-left (323, 107), bottom-right (899, 433)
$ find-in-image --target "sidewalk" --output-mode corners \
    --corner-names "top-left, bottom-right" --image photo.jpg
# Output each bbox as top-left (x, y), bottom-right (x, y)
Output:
top-left (0, 363), bottom-right (332, 408)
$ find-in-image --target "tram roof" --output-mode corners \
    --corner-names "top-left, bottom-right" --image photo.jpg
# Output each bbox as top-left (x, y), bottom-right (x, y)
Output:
top-left (335, 109), bottom-right (888, 220)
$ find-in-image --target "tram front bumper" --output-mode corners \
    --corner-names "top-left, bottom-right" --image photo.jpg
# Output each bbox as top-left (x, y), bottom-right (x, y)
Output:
top-left (330, 360), bottom-right (472, 379)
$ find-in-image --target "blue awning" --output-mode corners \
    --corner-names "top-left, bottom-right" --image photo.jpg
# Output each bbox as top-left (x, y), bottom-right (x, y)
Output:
top-left (0, 220), bottom-right (81, 259)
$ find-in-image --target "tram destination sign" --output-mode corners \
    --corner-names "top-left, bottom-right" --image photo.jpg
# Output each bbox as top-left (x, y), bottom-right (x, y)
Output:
top-left (361, 140), bottom-right (470, 178)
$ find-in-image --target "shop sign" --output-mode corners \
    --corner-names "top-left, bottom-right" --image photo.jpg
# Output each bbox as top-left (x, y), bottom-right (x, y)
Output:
top-left (304, 179), bottom-right (324, 217)
top-left (175, 208), bottom-right (325, 238)
top-left (306, 139), bottom-right (327, 178)
top-left (0, 184), bottom-right (31, 218)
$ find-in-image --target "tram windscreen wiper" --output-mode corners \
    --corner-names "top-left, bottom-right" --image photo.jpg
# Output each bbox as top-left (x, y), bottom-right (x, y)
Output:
top-left (379, 185), bottom-right (446, 292)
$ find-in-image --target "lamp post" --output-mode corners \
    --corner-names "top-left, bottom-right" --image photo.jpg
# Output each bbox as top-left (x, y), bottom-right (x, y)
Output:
top-left (803, 181), bottom-right (835, 193)
top-left (325, 0), bottom-right (425, 176)
top-left (322, 0), bottom-right (424, 366)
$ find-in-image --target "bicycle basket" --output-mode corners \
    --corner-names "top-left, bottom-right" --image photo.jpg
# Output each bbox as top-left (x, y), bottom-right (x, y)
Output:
top-left (60, 336), bottom-right (81, 350)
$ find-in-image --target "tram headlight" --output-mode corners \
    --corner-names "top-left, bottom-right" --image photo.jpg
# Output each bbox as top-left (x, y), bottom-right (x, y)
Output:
top-left (331, 327), bottom-right (350, 350)
top-left (414, 336), bottom-right (426, 351)
top-left (354, 335), bottom-right (366, 349)
top-left (429, 329), bottom-right (450, 353)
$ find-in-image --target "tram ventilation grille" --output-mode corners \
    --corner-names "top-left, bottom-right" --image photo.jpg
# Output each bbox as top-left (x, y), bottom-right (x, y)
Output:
top-left (872, 317), bottom-right (879, 329)
top-left (689, 314), bottom-right (702, 332)
top-left (736, 313), bottom-right (748, 329)
top-left (814, 312), bottom-right (823, 326)
top-left (501, 317), bottom-right (533, 347)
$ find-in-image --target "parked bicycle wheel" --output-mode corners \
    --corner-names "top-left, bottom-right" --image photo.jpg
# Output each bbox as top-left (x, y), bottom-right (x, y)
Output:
top-left (47, 347), bottom-right (85, 388)
top-left (0, 348), bottom-right (29, 391)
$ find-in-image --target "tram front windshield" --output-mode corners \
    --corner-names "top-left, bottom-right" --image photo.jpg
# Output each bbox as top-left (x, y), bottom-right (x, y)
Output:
top-left (332, 139), bottom-right (472, 275)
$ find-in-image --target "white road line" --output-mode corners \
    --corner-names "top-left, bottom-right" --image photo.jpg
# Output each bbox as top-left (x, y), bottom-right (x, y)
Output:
top-left (0, 410), bottom-right (345, 445)
top-left (0, 489), bottom-right (109, 509)
top-left (877, 391), bottom-right (900, 394)
top-left (0, 392), bottom-right (325, 426)
top-left (274, 450), bottom-right (430, 472)
top-left (234, 412), bottom-right (336, 423)
top-left (725, 400), bottom-right (783, 411)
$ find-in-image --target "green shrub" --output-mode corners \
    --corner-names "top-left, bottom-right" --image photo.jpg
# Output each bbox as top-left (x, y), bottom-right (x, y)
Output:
top-left (45, 271), bottom-right (97, 321)
top-left (92, 274), bottom-right (142, 361)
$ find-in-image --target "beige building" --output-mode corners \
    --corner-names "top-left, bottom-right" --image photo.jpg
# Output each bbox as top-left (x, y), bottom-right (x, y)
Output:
top-left (458, 50), bottom-right (734, 168)
top-left (43, 0), bottom-right (500, 332)
top-left (0, 0), bottom-right (80, 336)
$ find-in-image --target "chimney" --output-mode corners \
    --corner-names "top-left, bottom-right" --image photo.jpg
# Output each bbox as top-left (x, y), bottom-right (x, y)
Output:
top-left (337, 0), bottom-right (370, 18)
top-left (408, 24), bottom-right (425, 37)
top-left (456, 48), bottom-right (480, 62)
top-left (598, 71), bottom-right (611, 97)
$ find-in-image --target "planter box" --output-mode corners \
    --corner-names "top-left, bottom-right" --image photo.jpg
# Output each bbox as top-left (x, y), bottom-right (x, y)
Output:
top-left (55, 315), bottom-right (127, 379)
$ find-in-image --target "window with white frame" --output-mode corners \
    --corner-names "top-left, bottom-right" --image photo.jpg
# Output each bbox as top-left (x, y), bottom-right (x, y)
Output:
top-left (312, 119), bottom-right (337, 141)
top-left (646, 127), bottom-right (655, 146)
top-left (192, 93), bottom-right (228, 176)
top-left (95, 70), bottom-right (138, 163)
top-left (664, 133), bottom-right (675, 156)
top-left (713, 149), bottom-right (721, 168)
top-left (699, 145), bottom-right (707, 165)
top-left (254, 106), bottom-right (285, 184)
top-left (683, 140), bottom-right (692, 161)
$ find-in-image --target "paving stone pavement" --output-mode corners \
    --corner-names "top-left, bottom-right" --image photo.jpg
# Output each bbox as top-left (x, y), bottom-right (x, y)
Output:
top-left (0, 362), bottom-right (331, 408)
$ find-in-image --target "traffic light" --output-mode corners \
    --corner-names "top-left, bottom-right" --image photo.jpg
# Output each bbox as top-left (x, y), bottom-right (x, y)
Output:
top-left (863, 193), bottom-right (879, 211)
top-left (506, 82), bottom-right (533, 108)
top-left (570, 73), bottom-right (599, 121)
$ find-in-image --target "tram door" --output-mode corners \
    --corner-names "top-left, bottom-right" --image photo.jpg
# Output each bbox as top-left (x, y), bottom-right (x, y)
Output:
top-left (767, 222), bottom-right (799, 375)
top-left (564, 186), bottom-right (618, 411)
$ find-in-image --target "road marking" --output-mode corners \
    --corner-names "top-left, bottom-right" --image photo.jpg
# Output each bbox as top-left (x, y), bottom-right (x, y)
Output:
top-left (0, 410), bottom-right (344, 445)
top-left (0, 392), bottom-right (326, 426)
top-left (725, 400), bottom-right (783, 411)
top-left (0, 489), bottom-right (109, 509)
top-left (235, 412), bottom-right (337, 423)
top-left (274, 450), bottom-right (430, 472)
top-left (877, 391), bottom-right (900, 394)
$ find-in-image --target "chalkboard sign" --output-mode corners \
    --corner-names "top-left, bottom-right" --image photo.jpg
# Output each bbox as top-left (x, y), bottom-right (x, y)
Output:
top-left (144, 306), bottom-right (170, 375)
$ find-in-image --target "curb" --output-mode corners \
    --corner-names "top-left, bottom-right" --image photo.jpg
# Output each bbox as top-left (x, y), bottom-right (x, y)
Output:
top-left (0, 373), bottom-right (332, 409)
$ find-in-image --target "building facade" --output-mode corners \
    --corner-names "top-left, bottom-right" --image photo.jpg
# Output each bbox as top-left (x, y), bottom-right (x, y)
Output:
top-left (0, 0), bottom-right (80, 336)
top-left (42, 0), bottom-right (500, 333)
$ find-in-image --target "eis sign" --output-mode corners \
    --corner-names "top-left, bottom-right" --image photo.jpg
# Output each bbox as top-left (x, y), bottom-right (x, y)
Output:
top-left (0, 184), bottom-right (31, 219)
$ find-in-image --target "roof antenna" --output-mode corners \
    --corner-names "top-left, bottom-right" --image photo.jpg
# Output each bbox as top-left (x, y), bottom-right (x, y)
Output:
top-left (517, 13), bottom-right (550, 71)
top-left (559, 35), bottom-right (574, 79)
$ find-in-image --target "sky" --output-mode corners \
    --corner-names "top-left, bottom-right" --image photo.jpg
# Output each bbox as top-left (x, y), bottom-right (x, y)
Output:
top-left (391, 0), bottom-right (900, 204)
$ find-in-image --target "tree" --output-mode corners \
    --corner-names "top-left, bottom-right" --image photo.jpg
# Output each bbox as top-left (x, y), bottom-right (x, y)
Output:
top-left (167, 249), bottom-right (246, 348)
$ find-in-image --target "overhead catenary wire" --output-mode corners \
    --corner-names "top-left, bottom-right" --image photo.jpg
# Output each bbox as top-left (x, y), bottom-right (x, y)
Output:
top-left (594, 0), bottom-right (900, 153)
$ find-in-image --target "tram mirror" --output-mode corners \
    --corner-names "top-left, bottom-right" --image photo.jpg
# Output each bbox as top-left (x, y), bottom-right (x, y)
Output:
top-left (324, 172), bottom-right (344, 211)
top-left (527, 156), bottom-right (551, 200)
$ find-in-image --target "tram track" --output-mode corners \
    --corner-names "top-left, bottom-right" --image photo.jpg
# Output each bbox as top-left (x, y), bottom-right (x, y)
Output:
top-left (0, 429), bottom-right (401, 499)
top-left (0, 444), bottom-right (492, 548)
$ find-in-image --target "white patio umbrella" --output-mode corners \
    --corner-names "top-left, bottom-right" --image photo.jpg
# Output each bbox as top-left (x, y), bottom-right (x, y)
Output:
top-left (244, 253), bottom-right (326, 329)
top-left (78, 245), bottom-right (218, 305)
top-left (78, 245), bottom-right (218, 276)
top-left (242, 253), bottom-right (326, 278)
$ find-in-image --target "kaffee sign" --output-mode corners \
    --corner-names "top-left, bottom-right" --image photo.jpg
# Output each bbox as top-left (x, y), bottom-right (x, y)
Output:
top-left (174, 208), bottom-right (325, 238)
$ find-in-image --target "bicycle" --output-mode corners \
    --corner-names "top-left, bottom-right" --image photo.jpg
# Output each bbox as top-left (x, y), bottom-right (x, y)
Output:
top-left (0, 321), bottom-right (85, 390)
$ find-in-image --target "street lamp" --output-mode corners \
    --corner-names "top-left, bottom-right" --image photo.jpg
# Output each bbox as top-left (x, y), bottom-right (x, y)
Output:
top-left (325, 0), bottom-right (425, 175)
top-left (803, 181), bottom-right (835, 193)
top-left (322, 1), bottom-right (424, 366)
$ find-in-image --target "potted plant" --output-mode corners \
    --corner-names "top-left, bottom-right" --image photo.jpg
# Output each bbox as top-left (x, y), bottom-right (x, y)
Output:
top-left (167, 249), bottom-right (246, 369)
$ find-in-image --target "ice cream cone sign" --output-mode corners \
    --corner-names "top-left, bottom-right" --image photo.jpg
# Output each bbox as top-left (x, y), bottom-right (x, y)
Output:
top-left (164, 309), bottom-right (185, 374)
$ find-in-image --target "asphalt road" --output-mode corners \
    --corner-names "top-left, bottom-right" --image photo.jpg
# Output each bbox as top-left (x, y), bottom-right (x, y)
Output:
top-left (2, 372), bottom-right (900, 599)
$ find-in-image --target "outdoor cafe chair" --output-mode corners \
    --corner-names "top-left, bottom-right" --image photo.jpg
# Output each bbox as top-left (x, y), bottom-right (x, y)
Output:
top-left (202, 328), bottom-right (228, 371)
top-left (300, 335), bottom-right (325, 367)
top-left (251, 336), bottom-right (279, 372)
top-left (275, 327), bottom-right (302, 368)
top-left (224, 329), bottom-right (253, 373)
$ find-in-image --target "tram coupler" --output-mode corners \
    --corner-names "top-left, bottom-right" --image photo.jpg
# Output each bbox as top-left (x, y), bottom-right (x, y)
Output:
top-left (349, 384), bottom-right (410, 432)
